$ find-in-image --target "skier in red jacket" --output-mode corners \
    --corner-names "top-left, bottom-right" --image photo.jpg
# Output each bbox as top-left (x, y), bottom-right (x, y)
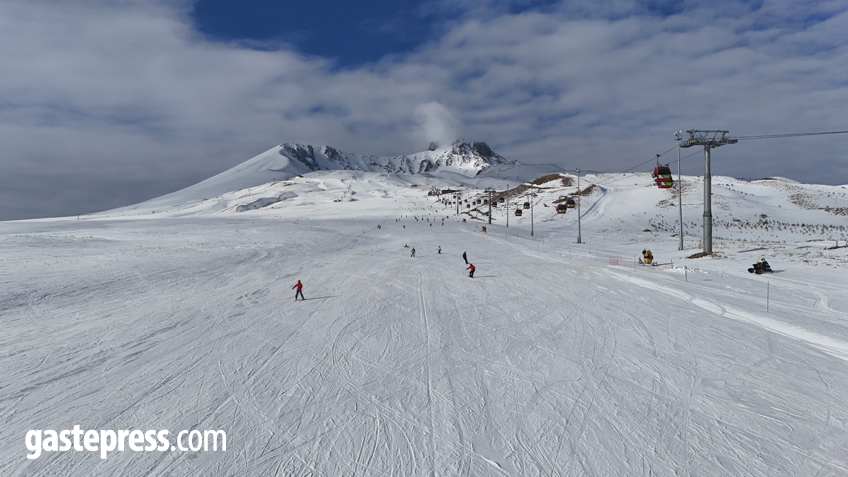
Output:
top-left (292, 280), bottom-right (305, 301)
top-left (467, 264), bottom-right (475, 278)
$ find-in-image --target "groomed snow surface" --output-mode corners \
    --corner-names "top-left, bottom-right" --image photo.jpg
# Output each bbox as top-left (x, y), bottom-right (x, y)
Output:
top-left (3, 173), bottom-right (848, 476)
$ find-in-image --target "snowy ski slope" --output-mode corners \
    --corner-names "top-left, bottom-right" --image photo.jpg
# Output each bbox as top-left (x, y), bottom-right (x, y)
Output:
top-left (2, 171), bottom-right (848, 476)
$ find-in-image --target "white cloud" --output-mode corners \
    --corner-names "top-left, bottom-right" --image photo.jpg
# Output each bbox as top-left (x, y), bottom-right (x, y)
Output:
top-left (1, 0), bottom-right (847, 219)
top-left (412, 102), bottom-right (463, 150)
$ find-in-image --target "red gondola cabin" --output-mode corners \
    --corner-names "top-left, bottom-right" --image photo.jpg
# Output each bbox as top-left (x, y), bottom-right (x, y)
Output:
top-left (653, 165), bottom-right (674, 189)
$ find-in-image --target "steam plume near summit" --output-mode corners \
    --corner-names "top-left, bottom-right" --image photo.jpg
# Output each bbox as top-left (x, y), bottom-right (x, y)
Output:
top-left (412, 102), bottom-right (463, 150)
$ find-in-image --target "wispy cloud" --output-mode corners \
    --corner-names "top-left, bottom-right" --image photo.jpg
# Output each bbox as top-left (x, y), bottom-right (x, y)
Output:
top-left (412, 102), bottom-right (463, 150)
top-left (1, 0), bottom-right (846, 219)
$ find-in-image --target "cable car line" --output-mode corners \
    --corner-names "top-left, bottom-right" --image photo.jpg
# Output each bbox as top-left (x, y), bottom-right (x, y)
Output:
top-left (558, 129), bottom-right (845, 194)
top-left (579, 148), bottom-right (701, 191)
top-left (735, 130), bottom-right (848, 140)
top-left (508, 129), bottom-right (847, 218)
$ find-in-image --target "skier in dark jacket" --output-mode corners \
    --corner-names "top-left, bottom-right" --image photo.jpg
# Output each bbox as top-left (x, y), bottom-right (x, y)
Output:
top-left (463, 251), bottom-right (468, 264)
top-left (467, 264), bottom-right (475, 278)
top-left (292, 280), bottom-right (305, 301)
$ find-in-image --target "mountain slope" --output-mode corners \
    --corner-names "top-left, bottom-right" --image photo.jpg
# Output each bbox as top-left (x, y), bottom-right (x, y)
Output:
top-left (3, 176), bottom-right (848, 475)
top-left (109, 141), bottom-right (562, 214)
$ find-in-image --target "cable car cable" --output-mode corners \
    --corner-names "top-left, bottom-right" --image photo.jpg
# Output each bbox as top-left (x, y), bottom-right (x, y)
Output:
top-left (581, 148), bottom-right (701, 191)
top-left (735, 130), bottom-right (848, 140)
top-left (554, 129), bottom-right (847, 201)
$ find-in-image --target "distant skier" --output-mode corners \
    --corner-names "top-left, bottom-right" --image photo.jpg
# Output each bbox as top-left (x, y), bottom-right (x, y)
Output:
top-left (463, 251), bottom-right (468, 264)
top-left (438, 246), bottom-right (441, 254)
top-left (467, 263), bottom-right (475, 278)
top-left (292, 280), bottom-right (305, 301)
top-left (411, 248), bottom-right (416, 257)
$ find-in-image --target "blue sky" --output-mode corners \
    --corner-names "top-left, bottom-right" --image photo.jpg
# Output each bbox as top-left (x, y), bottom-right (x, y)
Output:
top-left (0, 0), bottom-right (847, 220)
top-left (192, 0), bottom-right (563, 66)
top-left (193, 0), bottom-right (437, 66)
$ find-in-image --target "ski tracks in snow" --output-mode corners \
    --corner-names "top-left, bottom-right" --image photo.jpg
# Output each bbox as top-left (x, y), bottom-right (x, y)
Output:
top-left (606, 270), bottom-right (848, 363)
top-left (6, 217), bottom-right (848, 476)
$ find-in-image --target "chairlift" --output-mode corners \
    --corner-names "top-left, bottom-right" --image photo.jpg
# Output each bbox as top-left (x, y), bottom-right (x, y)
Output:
top-left (566, 198), bottom-right (576, 209)
top-left (515, 209), bottom-right (523, 216)
top-left (523, 201), bottom-right (530, 209)
top-left (556, 204), bottom-right (568, 214)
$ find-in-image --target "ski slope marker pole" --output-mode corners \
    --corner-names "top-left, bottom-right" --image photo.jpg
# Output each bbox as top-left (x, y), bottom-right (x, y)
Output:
top-left (767, 281), bottom-right (769, 313)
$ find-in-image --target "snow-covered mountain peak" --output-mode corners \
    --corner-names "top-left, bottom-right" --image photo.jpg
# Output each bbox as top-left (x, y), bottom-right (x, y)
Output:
top-left (448, 140), bottom-right (506, 163)
top-left (106, 140), bottom-right (562, 215)
top-left (428, 140), bottom-right (512, 173)
top-left (276, 140), bottom-right (512, 178)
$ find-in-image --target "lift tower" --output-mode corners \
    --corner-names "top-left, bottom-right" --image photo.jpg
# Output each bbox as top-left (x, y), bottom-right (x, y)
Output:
top-left (679, 130), bottom-right (737, 254)
top-left (575, 168), bottom-right (582, 244)
top-left (485, 187), bottom-right (496, 225)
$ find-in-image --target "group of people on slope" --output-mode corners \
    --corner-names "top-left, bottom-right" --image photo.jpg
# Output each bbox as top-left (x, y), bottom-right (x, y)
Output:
top-left (464, 251), bottom-right (475, 278)
top-left (443, 250), bottom-right (476, 277)
top-left (290, 248), bottom-right (479, 301)
top-left (408, 248), bottom-right (475, 277)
